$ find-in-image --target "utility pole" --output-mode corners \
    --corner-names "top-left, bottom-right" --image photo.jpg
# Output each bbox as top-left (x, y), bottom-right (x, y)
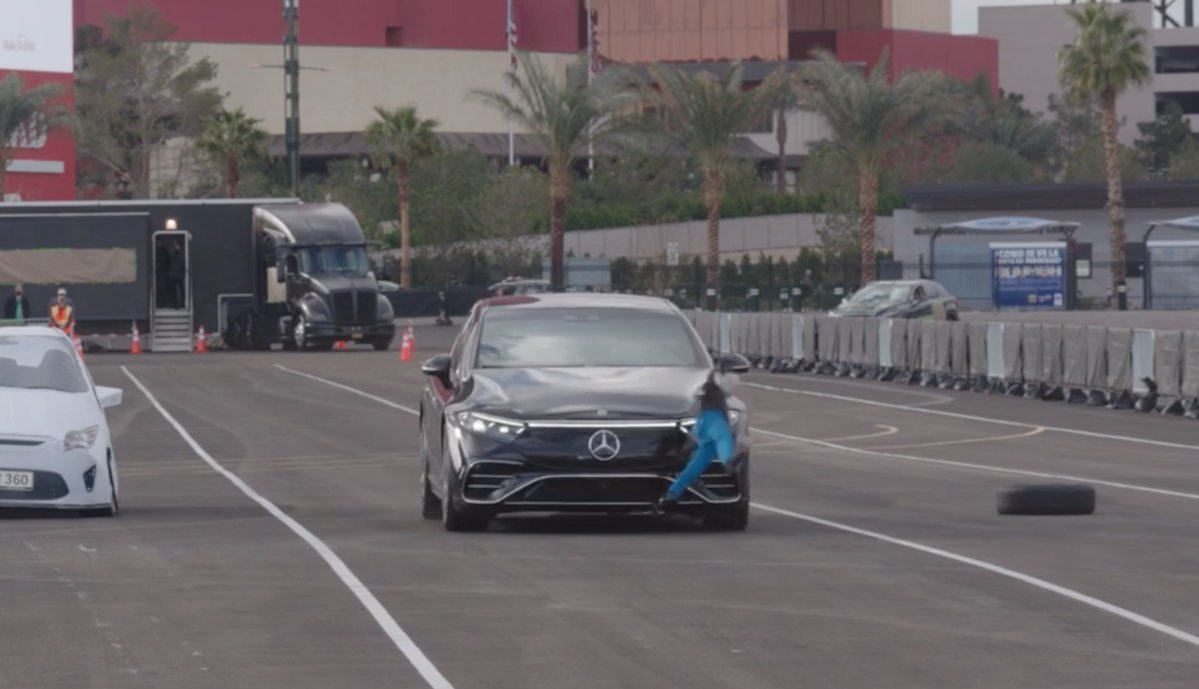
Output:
top-left (284, 0), bottom-right (300, 197)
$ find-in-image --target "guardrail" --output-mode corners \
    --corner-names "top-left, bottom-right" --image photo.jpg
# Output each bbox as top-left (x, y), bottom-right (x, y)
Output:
top-left (687, 310), bottom-right (1199, 419)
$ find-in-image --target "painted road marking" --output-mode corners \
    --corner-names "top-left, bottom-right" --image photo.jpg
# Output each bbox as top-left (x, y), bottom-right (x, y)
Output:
top-left (820, 425), bottom-right (901, 442)
top-left (752, 503), bottom-right (1199, 649)
top-left (278, 365), bottom-right (1199, 650)
top-left (122, 366), bottom-right (455, 689)
top-left (865, 426), bottom-right (1045, 451)
top-left (744, 381), bottom-right (1199, 452)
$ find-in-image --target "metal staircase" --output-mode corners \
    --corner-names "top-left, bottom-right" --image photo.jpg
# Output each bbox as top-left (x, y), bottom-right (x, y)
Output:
top-left (151, 309), bottom-right (193, 353)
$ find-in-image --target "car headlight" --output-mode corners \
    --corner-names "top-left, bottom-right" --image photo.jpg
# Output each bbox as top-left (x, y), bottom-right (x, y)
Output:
top-left (64, 426), bottom-right (99, 451)
top-left (454, 411), bottom-right (526, 440)
top-left (680, 409), bottom-right (743, 429)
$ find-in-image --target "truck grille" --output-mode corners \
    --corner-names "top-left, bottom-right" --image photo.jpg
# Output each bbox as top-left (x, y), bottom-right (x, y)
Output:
top-left (330, 290), bottom-right (376, 325)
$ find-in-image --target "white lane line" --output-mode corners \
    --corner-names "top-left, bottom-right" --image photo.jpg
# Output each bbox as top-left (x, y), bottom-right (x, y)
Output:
top-left (753, 427), bottom-right (1199, 502)
top-left (866, 426), bottom-right (1045, 451)
top-left (744, 381), bottom-right (1199, 452)
top-left (278, 366), bottom-right (1199, 650)
top-left (120, 366), bottom-right (454, 689)
top-left (750, 503), bottom-right (1199, 649)
top-left (821, 425), bottom-right (900, 442)
top-left (275, 364), bottom-right (420, 415)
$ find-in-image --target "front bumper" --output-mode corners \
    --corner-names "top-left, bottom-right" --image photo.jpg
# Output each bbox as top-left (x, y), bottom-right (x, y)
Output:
top-left (307, 321), bottom-right (395, 343)
top-left (457, 455), bottom-right (748, 512)
top-left (0, 446), bottom-right (112, 510)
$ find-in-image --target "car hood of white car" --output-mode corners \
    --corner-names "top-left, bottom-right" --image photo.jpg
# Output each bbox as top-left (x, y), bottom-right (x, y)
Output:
top-left (0, 389), bottom-right (104, 440)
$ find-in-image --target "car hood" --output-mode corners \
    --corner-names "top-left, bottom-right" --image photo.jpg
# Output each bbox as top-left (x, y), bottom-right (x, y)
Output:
top-left (0, 389), bottom-right (102, 439)
top-left (835, 301), bottom-right (908, 317)
top-left (308, 273), bottom-right (377, 293)
top-left (464, 367), bottom-right (713, 420)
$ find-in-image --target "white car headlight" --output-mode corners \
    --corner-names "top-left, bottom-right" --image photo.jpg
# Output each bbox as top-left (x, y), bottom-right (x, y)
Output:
top-left (64, 426), bottom-right (99, 451)
top-left (455, 411), bottom-right (525, 439)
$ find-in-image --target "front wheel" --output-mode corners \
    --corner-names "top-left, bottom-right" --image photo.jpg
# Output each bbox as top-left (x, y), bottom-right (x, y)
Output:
top-left (441, 455), bottom-right (489, 532)
top-left (419, 429), bottom-right (442, 520)
top-left (291, 314), bottom-right (310, 351)
top-left (372, 339), bottom-right (392, 352)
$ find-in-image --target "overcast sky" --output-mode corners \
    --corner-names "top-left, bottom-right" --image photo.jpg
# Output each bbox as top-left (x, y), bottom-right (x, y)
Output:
top-left (952, 0), bottom-right (1180, 34)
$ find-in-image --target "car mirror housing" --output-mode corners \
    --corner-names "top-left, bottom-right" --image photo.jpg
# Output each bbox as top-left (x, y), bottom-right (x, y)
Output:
top-left (716, 352), bottom-right (751, 374)
top-left (421, 354), bottom-right (453, 385)
top-left (96, 386), bottom-right (123, 409)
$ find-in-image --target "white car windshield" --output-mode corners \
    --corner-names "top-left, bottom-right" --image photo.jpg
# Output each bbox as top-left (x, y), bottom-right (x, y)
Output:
top-left (475, 308), bottom-right (705, 368)
top-left (0, 335), bottom-right (90, 393)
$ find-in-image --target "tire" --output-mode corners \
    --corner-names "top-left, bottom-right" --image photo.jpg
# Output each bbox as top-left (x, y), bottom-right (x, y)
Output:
top-left (81, 456), bottom-right (119, 518)
top-left (441, 450), bottom-right (489, 532)
top-left (702, 501), bottom-right (749, 531)
top-left (997, 483), bottom-right (1095, 516)
top-left (702, 457), bottom-right (749, 531)
top-left (291, 314), bottom-right (309, 351)
top-left (372, 339), bottom-right (391, 352)
top-left (419, 426), bottom-right (442, 520)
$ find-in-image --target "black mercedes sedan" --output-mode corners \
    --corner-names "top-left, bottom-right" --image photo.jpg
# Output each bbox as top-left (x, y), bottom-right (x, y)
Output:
top-left (417, 293), bottom-right (752, 532)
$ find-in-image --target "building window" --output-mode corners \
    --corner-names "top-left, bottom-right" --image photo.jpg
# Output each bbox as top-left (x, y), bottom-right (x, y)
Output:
top-left (1156, 92), bottom-right (1199, 115)
top-left (385, 26), bottom-right (402, 47)
top-left (1156, 45), bottom-right (1199, 74)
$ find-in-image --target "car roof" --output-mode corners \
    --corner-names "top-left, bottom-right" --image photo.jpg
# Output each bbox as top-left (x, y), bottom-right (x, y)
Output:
top-left (477, 292), bottom-right (681, 314)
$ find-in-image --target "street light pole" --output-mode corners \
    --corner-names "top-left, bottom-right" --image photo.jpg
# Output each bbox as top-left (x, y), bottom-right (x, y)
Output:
top-left (283, 0), bottom-right (300, 197)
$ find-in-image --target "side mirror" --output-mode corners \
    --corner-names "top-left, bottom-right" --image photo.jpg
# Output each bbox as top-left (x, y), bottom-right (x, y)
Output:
top-left (716, 352), bottom-right (751, 374)
top-left (420, 354), bottom-right (453, 386)
top-left (96, 386), bottom-right (123, 409)
top-left (377, 280), bottom-right (400, 294)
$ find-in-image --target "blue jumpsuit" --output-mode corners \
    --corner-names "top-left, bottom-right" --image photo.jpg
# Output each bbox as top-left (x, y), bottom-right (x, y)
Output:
top-left (664, 408), bottom-right (736, 501)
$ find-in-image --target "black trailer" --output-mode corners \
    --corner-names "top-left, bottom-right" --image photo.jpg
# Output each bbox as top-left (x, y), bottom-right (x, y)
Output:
top-left (0, 199), bottom-right (394, 352)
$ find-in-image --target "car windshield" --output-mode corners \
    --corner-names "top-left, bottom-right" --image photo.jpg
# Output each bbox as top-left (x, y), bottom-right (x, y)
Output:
top-left (475, 307), bottom-right (705, 368)
top-left (0, 335), bottom-right (90, 393)
top-left (296, 245), bottom-right (370, 274)
top-left (847, 283), bottom-right (911, 306)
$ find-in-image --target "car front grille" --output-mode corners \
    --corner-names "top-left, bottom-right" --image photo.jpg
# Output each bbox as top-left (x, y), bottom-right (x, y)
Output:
top-left (505, 476), bottom-right (671, 505)
top-left (513, 425), bottom-right (690, 470)
top-left (330, 290), bottom-right (377, 325)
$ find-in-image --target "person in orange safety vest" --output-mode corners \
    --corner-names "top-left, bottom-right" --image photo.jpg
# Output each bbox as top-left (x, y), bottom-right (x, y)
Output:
top-left (49, 287), bottom-right (76, 335)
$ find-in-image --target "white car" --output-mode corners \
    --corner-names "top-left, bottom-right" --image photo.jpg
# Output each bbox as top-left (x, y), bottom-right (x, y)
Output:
top-left (0, 326), bottom-right (121, 516)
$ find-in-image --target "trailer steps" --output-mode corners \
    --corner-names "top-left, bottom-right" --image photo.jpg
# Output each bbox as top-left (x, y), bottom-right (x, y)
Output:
top-left (151, 310), bottom-right (193, 353)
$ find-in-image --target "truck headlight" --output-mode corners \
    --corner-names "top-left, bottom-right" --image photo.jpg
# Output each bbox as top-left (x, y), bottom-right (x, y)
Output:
top-left (64, 426), bottom-right (99, 451)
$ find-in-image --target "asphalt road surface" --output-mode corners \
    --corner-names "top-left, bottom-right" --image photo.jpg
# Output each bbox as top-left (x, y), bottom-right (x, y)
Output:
top-left (4, 326), bottom-right (1199, 688)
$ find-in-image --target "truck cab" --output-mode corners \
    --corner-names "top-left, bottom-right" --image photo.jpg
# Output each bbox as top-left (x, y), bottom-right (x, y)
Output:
top-left (224, 203), bottom-right (396, 351)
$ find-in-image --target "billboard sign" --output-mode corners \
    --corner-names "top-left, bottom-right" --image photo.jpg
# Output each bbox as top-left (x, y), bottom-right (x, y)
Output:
top-left (990, 242), bottom-right (1066, 310)
top-left (0, 0), bottom-right (73, 74)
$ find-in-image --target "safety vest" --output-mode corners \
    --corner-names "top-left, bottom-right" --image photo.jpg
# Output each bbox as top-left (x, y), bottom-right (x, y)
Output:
top-left (51, 304), bottom-right (73, 330)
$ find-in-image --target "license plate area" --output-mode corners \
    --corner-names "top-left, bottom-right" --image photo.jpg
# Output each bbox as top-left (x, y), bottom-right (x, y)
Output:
top-left (0, 470), bottom-right (34, 492)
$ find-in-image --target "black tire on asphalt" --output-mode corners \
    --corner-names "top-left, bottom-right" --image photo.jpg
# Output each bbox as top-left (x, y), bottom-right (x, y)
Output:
top-left (997, 483), bottom-right (1096, 516)
top-left (373, 340), bottom-right (391, 351)
top-left (702, 501), bottom-right (749, 531)
top-left (419, 428), bottom-right (442, 520)
top-left (441, 450), bottom-right (489, 532)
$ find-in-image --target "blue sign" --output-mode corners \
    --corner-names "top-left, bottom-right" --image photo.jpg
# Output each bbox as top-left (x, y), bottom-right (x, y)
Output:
top-left (990, 242), bottom-right (1066, 310)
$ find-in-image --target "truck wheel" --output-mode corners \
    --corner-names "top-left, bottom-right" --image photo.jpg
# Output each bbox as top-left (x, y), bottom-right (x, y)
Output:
top-left (291, 315), bottom-right (309, 351)
top-left (373, 339), bottom-right (391, 351)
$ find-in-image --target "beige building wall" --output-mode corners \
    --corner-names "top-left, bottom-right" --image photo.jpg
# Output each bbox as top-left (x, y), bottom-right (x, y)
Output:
top-left (1150, 26), bottom-right (1199, 133)
top-left (189, 43), bottom-right (577, 135)
top-left (886, 0), bottom-right (950, 32)
top-left (979, 3), bottom-right (1155, 146)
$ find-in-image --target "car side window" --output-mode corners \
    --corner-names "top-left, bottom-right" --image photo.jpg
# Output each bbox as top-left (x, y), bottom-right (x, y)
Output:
top-left (912, 286), bottom-right (926, 301)
top-left (449, 306), bottom-right (480, 381)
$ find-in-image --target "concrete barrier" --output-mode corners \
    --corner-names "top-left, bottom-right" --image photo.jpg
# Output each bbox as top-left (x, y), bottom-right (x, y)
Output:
top-left (1154, 330), bottom-right (1183, 413)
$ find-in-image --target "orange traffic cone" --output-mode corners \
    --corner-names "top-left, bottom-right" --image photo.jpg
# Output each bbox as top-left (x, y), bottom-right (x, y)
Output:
top-left (405, 325), bottom-right (416, 353)
top-left (195, 325), bottom-right (208, 353)
top-left (130, 322), bottom-right (143, 355)
top-left (400, 331), bottom-right (412, 362)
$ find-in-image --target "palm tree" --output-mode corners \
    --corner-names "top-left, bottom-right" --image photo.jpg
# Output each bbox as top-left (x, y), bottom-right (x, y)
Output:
top-left (196, 107), bottom-right (267, 198)
top-left (772, 84), bottom-right (801, 194)
top-left (642, 62), bottom-right (786, 288)
top-left (470, 52), bottom-right (633, 291)
top-left (0, 74), bottom-right (74, 195)
top-left (1058, 2), bottom-right (1150, 304)
top-left (365, 106), bottom-right (441, 290)
top-left (797, 49), bottom-right (954, 284)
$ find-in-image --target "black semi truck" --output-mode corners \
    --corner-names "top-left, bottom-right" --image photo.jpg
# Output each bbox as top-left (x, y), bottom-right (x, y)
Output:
top-left (0, 199), bottom-right (395, 352)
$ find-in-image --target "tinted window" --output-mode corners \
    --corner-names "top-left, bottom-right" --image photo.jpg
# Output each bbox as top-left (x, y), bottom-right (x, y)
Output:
top-left (475, 307), bottom-right (704, 368)
top-left (0, 335), bottom-right (89, 393)
top-left (295, 246), bottom-right (370, 274)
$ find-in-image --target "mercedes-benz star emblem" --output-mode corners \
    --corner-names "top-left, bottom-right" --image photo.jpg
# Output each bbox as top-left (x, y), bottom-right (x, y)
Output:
top-left (587, 430), bottom-right (620, 461)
